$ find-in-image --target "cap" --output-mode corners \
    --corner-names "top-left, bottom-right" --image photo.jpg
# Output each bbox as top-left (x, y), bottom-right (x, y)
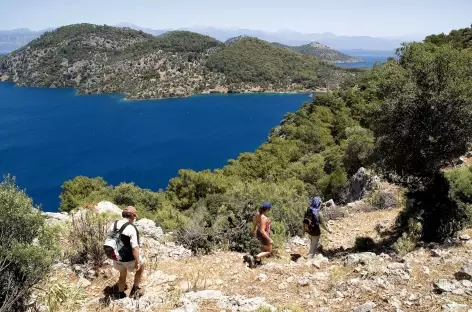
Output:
top-left (261, 202), bottom-right (273, 209)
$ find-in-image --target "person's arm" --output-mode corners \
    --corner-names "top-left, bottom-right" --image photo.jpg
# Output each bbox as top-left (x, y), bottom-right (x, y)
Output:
top-left (260, 218), bottom-right (273, 243)
top-left (251, 215), bottom-right (257, 237)
top-left (130, 228), bottom-right (141, 270)
top-left (303, 216), bottom-right (310, 233)
top-left (132, 247), bottom-right (141, 270)
top-left (303, 223), bottom-right (309, 233)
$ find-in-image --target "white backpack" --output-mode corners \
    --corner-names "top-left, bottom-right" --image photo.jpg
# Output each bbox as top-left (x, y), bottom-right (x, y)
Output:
top-left (103, 221), bottom-right (138, 261)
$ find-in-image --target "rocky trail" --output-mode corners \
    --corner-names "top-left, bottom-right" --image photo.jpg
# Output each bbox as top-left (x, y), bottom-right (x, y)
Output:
top-left (41, 203), bottom-right (472, 312)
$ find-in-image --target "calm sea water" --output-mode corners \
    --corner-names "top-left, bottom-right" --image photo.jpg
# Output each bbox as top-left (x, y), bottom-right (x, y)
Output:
top-left (336, 55), bottom-right (391, 68)
top-left (0, 83), bottom-right (308, 211)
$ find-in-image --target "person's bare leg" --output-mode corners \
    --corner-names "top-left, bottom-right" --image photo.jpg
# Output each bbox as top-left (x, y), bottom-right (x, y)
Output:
top-left (118, 269), bottom-right (127, 292)
top-left (255, 244), bottom-right (272, 261)
top-left (133, 264), bottom-right (144, 288)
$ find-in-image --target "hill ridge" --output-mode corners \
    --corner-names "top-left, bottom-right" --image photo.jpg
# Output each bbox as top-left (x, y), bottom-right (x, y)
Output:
top-left (0, 23), bottom-right (355, 99)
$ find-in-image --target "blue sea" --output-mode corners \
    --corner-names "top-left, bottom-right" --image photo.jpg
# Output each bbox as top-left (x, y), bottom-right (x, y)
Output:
top-left (336, 55), bottom-right (392, 68)
top-left (336, 49), bottom-right (396, 68)
top-left (0, 83), bottom-right (308, 211)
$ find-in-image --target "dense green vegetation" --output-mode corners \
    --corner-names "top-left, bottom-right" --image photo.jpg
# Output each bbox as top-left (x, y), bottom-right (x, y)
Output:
top-left (25, 24), bottom-right (152, 51)
top-left (122, 30), bottom-right (223, 58)
top-left (273, 42), bottom-right (361, 63)
top-left (0, 176), bottom-right (57, 312)
top-left (206, 37), bottom-right (348, 88)
top-left (58, 25), bottom-right (472, 253)
top-left (1, 24), bottom-right (356, 100)
top-left (425, 24), bottom-right (472, 49)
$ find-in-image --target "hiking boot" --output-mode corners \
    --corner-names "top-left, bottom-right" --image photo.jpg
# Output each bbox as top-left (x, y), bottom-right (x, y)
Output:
top-left (129, 286), bottom-right (144, 298)
top-left (243, 254), bottom-right (255, 268)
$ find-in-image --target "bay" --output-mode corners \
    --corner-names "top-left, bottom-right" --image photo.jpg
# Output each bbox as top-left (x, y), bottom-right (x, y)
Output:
top-left (0, 83), bottom-right (308, 211)
top-left (336, 55), bottom-right (391, 68)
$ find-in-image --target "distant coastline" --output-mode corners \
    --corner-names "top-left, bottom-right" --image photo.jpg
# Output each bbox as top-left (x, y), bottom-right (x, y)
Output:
top-left (0, 80), bottom-right (322, 102)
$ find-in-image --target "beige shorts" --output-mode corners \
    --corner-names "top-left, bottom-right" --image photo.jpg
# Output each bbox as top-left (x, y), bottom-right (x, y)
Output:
top-left (113, 256), bottom-right (144, 272)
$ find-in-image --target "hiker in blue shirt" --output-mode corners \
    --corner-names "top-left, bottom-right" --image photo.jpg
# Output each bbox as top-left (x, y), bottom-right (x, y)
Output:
top-left (303, 197), bottom-right (332, 258)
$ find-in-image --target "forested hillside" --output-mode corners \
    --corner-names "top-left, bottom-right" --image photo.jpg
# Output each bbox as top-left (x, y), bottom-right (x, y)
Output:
top-left (0, 24), bottom-right (354, 99)
top-left (274, 41), bottom-right (362, 63)
top-left (207, 37), bottom-right (350, 89)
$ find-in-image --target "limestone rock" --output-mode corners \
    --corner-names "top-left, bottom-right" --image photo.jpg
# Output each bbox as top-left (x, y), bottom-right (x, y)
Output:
top-left (308, 254), bottom-right (329, 269)
top-left (172, 290), bottom-right (276, 312)
top-left (95, 201), bottom-right (122, 215)
top-left (257, 273), bottom-right (267, 282)
top-left (288, 236), bottom-right (308, 246)
top-left (344, 252), bottom-right (377, 266)
top-left (135, 218), bottom-right (164, 239)
top-left (462, 280), bottom-right (472, 288)
top-left (298, 277), bottom-right (311, 286)
top-left (386, 262), bottom-right (411, 280)
top-left (352, 302), bottom-right (376, 312)
top-left (41, 212), bottom-right (71, 223)
top-left (434, 279), bottom-right (462, 293)
top-left (347, 167), bottom-right (378, 202)
top-left (77, 277), bottom-right (91, 288)
top-left (323, 199), bottom-right (336, 209)
top-left (144, 238), bottom-right (191, 260)
top-left (459, 234), bottom-right (470, 241)
top-left (442, 302), bottom-right (468, 312)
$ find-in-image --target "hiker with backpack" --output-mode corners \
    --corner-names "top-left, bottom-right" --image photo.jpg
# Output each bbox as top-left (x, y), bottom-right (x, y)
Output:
top-left (104, 206), bottom-right (144, 299)
top-left (303, 197), bottom-right (332, 258)
top-left (246, 202), bottom-right (273, 268)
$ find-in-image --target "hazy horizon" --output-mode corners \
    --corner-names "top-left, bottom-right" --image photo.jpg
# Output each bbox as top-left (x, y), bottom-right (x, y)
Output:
top-left (1, 0), bottom-right (470, 37)
top-left (0, 23), bottom-right (426, 40)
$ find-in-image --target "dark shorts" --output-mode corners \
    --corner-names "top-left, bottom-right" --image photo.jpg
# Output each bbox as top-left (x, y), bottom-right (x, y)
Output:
top-left (256, 230), bottom-right (271, 245)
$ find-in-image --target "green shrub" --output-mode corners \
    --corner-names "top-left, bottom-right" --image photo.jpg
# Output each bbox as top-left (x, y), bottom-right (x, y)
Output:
top-left (153, 200), bottom-right (189, 231)
top-left (167, 169), bottom-right (233, 210)
top-left (342, 126), bottom-right (374, 175)
top-left (319, 168), bottom-right (349, 203)
top-left (67, 210), bottom-right (113, 267)
top-left (60, 176), bottom-right (111, 212)
top-left (0, 175), bottom-right (57, 312)
top-left (367, 188), bottom-right (398, 210)
top-left (445, 166), bottom-right (472, 225)
top-left (393, 234), bottom-right (418, 256)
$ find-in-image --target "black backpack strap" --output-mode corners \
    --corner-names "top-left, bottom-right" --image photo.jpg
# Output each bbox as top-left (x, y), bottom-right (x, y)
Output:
top-left (113, 220), bottom-right (118, 232)
top-left (130, 224), bottom-right (140, 246)
top-left (118, 222), bottom-right (140, 246)
top-left (118, 222), bottom-right (131, 234)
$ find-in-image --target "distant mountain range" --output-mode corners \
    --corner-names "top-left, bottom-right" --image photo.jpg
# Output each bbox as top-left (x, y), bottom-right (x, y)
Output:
top-left (0, 23), bottom-right (423, 53)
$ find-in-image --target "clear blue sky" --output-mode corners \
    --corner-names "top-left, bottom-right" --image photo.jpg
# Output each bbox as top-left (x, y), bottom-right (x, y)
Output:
top-left (2, 0), bottom-right (471, 37)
